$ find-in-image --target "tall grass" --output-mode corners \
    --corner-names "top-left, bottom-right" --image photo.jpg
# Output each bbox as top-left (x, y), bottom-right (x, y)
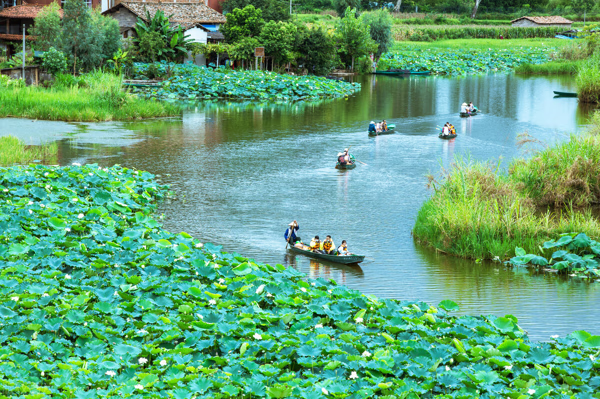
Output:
top-left (577, 56), bottom-right (600, 104)
top-left (392, 38), bottom-right (566, 50)
top-left (0, 136), bottom-right (57, 166)
top-left (0, 71), bottom-right (180, 122)
top-left (414, 133), bottom-right (600, 260)
top-left (393, 25), bottom-right (562, 41)
top-left (515, 60), bottom-right (581, 75)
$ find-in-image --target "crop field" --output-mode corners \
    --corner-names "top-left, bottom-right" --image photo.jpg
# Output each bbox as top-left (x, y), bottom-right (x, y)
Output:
top-left (133, 63), bottom-right (360, 101)
top-left (2, 164), bottom-right (600, 397)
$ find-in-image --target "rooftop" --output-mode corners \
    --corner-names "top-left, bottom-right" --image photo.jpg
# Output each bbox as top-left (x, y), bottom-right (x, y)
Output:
top-left (103, 0), bottom-right (226, 29)
top-left (0, 4), bottom-right (63, 19)
top-left (511, 16), bottom-right (573, 24)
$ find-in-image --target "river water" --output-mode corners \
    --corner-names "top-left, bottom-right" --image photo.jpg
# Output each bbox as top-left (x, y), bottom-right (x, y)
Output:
top-left (3, 73), bottom-right (598, 341)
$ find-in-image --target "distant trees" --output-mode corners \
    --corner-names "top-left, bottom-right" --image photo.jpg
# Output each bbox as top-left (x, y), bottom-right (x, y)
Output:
top-left (221, 0), bottom-right (290, 22)
top-left (221, 5), bottom-right (265, 43)
top-left (360, 9), bottom-right (393, 61)
top-left (260, 21), bottom-right (297, 67)
top-left (336, 7), bottom-right (376, 71)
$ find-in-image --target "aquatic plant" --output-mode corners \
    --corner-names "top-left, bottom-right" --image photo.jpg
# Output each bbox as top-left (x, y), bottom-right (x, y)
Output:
top-left (393, 26), bottom-right (563, 42)
top-left (0, 136), bottom-right (57, 166)
top-left (380, 46), bottom-right (555, 75)
top-left (4, 163), bottom-right (600, 397)
top-left (577, 55), bottom-right (600, 104)
top-left (509, 232), bottom-right (600, 278)
top-left (132, 62), bottom-right (361, 101)
top-left (515, 60), bottom-right (581, 75)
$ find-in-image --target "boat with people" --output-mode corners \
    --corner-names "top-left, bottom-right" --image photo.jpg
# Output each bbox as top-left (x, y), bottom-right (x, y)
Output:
top-left (439, 122), bottom-right (456, 139)
top-left (368, 120), bottom-right (396, 136)
top-left (288, 246), bottom-right (365, 264)
top-left (460, 101), bottom-right (479, 117)
top-left (336, 149), bottom-right (356, 169)
top-left (439, 133), bottom-right (457, 139)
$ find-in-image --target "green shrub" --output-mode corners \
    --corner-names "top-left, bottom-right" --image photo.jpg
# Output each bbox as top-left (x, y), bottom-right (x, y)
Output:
top-left (577, 55), bottom-right (600, 104)
top-left (41, 47), bottom-right (67, 76)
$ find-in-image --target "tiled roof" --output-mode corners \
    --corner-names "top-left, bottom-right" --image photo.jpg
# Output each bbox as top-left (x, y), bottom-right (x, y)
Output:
top-left (511, 16), bottom-right (572, 24)
top-left (0, 33), bottom-right (36, 41)
top-left (103, 1), bottom-right (226, 28)
top-left (0, 4), bottom-right (63, 19)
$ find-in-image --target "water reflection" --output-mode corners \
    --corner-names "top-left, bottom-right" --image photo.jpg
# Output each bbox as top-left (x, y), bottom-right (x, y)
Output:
top-left (1, 73), bottom-right (597, 341)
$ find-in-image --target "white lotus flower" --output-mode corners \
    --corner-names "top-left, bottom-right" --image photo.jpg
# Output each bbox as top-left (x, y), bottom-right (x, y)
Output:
top-left (160, 359), bottom-right (167, 366)
top-left (311, 282), bottom-right (315, 286)
top-left (253, 333), bottom-right (262, 340)
top-left (78, 214), bottom-right (84, 219)
top-left (300, 287), bottom-right (307, 292)
top-left (321, 388), bottom-right (328, 395)
top-left (28, 201), bottom-right (33, 205)
top-left (266, 293), bottom-right (273, 297)
top-left (355, 317), bottom-right (363, 323)
top-left (65, 228), bottom-right (71, 232)
top-left (11, 296), bottom-right (18, 302)
top-left (445, 366), bottom-right (451, 371)
top-left (40, 204), bottom-right (45, 207)
top-left (504, 365), bottom-right (513, 370)
top-left (135, 384), bottom-right (144, 390)
top-left (29, 210), bottom-right (33, 214)
top-left (551, 335), bottom-right (559, 339)
top-left (528, 389), bottom-right (536, 395)
top-left (349, 371), bottom-right (358, 379)
top-left (72, 162), bottom-right (81, 166)
top-left (42, 293), bottom-right (49, 297)
top-left (44, 173), bottom-right (49, 177)
top-left (2, 189), bottom-right (7, 193)
top-left (41, 371), bottom-right (45, 376)
top-left (65, 274), bottom-right (71, 280)
top-left (255, 284), bottom-right (265, 294)
top-left (105, 370), bottom-right (116, 377)
top-left (197, 314), bottom-right (204, 319)
top-left (195, 243), bottom-right (203, 248)
top-left (315, 324), bottom-right (323, 329)
top-left (218, 278), bottom-right (225, 284)
top-left (362, 351), bottom-right (371, 357)
top-left (209, 299), bottom-right (217, 305)
top-left (591, 355), bottom-right (596, 361)
top-left (72, 198), bottom-right (78, 202)
top-left (138, 357), bottom-right (147, 365)
top-left (137, 329), bottom-right (147, 334)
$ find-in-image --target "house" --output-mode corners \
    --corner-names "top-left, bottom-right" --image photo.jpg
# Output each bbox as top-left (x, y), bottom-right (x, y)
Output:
top-left (0, 0), bottom-right (98, 57)
top-left (511, 16), bottom-right (573, 28)
top-left (102, 0), bottom-right (226, 65)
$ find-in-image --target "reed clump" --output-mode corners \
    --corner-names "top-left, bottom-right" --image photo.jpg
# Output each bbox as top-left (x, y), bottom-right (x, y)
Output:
top-left (0, 71), bottom-right (180, 122)
top-left (0, 136), bottom-right (58, 166)
top-left (576, 55), bottom-right (600, 104)
top-left (414, 133), bottom-right (600, 260)
top-left (515, 60), bottom-right (581, 75)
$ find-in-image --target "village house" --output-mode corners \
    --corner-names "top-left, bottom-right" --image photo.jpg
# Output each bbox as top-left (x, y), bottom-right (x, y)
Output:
top-left (102, 0), bottom-right (226, 65)
top-left (511, 16), bottom-right (573, 28)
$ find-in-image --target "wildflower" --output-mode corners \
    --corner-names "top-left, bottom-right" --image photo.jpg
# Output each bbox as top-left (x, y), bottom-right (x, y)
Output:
top-left (321, 388), bottom-right (328, 395)
top-left (528, 389), bottom-right (535, 395)
top-left (105, 370), bottom-right (116, 377)
top-left (209, 299), bottom-right (217, 305)
top-left (253, 333), bottom-right (262, 340)
top-left (11, 296), bottom-right (18, 302)
top-left (349, 371), bottom-right (358, 379)
top-left (138, 357), bottom-right (148, 365)
top-left (78, 213), bottom-right (84, 219)
top-left (135, 384), bottom-right (144, 390)
top-left (300, 287), bottom-right (307, 292)
top-left (355, 317), bottom-right (363, 323)
top-left (504, 365), bottom-right (513, 370)
top-left (65, 274), bottom-right (71, 280)
top-left (362, 351), bottom-right (371, 357)
top-left (65, 228), bottom-right (71, 232)
top-left (160, 359), bottom-right (167, 366)
top-left (315, 324), bottom-right (323, 329)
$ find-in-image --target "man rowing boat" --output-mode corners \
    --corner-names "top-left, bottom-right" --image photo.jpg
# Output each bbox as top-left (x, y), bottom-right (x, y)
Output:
top-left (337, 148), bottom-right (352, 166)
top-left (284, 221), bottom-right (300, 245)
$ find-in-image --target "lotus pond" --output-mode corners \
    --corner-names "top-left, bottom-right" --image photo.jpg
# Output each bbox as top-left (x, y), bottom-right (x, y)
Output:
top-left (3, 164), bottom-right (600, 398)
top-left (132, 63), bottom-right (361, 101)
top-left (379, 47), bottom-right (557, 75)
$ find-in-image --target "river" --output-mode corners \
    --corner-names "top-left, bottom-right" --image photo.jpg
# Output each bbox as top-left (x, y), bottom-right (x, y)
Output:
top-left (3, 73), bottom-right (598, 341)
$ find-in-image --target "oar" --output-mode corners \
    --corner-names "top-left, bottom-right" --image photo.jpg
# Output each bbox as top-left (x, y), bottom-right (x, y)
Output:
top-left (355, 159), bottom-right (368, 166)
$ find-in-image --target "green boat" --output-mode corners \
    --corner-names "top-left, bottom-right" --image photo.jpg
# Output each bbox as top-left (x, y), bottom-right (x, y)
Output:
top-left (460, 110), bottom-right (479, 117)
top-left (439, 133), bottom-right (457, 139)
top-left (288, 246), bottom-right (365, 264)
top-left (336, 154), bottom-right (356, 170)
top-left (553, 91), bottom-right (578, 97)
top-left (368, 124), bottom-right (396, 136)
top-left (374, 70), bottom-right (431, 76)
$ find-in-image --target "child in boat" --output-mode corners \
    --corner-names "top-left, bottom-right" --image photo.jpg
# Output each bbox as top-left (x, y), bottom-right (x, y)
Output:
top-left (337, 240), bottom-right (353, 255)
top-left (321, 235), bottom-right (336, 254)
top-left (310, 236), bottom-right (324, 254)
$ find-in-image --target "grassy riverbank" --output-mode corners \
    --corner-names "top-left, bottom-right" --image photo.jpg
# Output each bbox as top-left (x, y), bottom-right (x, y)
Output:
top-left (414, 132), bottom-right (600, 261)
top-left (4, 163), bottom-right (600, 397)
top-left (0, 136), bottom-right (58, 166)
top-left (0, 72), bottom-right (180, 122)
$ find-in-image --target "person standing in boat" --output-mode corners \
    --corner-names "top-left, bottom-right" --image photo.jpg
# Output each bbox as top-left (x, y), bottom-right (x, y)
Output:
top-left (337, 240), bottom-right (353, 255)
top-left (284, 221), bottom-right (300, 244)
top-left (321, 235), bottom-right (336, 255)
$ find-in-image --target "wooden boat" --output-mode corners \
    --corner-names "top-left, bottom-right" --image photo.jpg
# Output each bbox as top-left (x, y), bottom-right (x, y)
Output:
top-left (288, 246), bottom-right (365, 264)
top-left (374, 70), bottom-right (431, 76)
top-left (439, 133), bottom-right (457, 139)
top-left (336, 162), bottom-right (356, 170)
top-left (553, 91), bottom-right (577, 97)
top-left (368, 124), bottom-right (396, 136)
top-left (460, 110), bottom-right (479, 117)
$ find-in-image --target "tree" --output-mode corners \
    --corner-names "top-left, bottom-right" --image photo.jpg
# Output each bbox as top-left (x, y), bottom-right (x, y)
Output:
top-left (259, 21), bottom-right (297, 68)
top-left (471, 0), bottom-right (483, 18)
top-left (571, 0), bottom-right (595, 15)
top-left (133, 10), bottom-right (192, 62)
top-left (229, 37), bottom-right (260, 68)
top-left (335, 7), bottom-right (377, 71)
top-left (60, 0), bottom-right (102, 73)
top-left (92, 9), bottom-right (121, 61)
top-left (360, 9), bottom-right (392, 61)
top-left (221, 0), bottom-right (289, 22)
top-left (334, 0), bottom-right (360, 16)
top-left (393, 0), bottom-right (402, 12)
top-left (32, 2), bottom-right (61, 51)
top-left (295, 26), bottom-right (336, 76)
top-left (221, 5), bottom-right (265, 43)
